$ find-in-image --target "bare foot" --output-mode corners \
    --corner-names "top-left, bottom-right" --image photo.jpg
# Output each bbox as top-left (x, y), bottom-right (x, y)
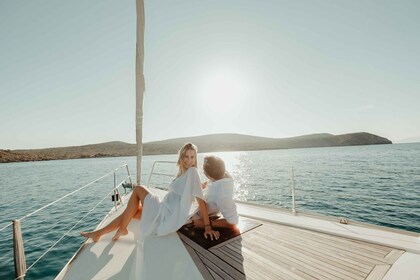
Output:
top-left (112, 228), bottom-right (128, 241)
top-left (80, 231), bottom-right (101, 242)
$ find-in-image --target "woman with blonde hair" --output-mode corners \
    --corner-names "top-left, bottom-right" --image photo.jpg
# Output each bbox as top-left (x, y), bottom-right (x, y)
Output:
top-left (81, 142), bottom-right (219, 242)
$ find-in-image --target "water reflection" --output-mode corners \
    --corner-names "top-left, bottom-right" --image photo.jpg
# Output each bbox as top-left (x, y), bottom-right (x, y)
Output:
top-left (1, 144), bottom-right (419, 279)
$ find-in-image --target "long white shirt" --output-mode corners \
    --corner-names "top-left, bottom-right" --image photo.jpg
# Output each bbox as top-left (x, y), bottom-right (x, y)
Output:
top-left (140, 167), bottom-right (204, 239)
top-left (204, 177), bottom-right (238, 225)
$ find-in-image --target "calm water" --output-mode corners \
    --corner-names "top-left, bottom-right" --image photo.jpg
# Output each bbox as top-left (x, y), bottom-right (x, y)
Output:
top-left (0, 143), bottom-right (419, 279)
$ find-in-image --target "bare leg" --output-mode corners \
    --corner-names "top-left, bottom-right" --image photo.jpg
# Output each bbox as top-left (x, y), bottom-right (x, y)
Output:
top-left (81, 213), bottom-right (124, 242)
top-left (81, 190), bottom-right (146, 242)
top-left (133, 206), bottom-right (143, 220)
top-left (112, 186), bottom-right (149, 241)
top-left (81, 205), bottom-right (144, 242)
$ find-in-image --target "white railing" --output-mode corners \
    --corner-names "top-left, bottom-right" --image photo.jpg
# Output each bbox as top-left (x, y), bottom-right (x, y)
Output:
top-left (140, 163), bottom-right (420, 236)
top-left (291, 167), bottom-right (296, 214)
top-left (2, 164), bottom-right (133, 280)
top-left (146, 161), bottom-right (298, 214)
top-left (147, 161), bottom-right (176, 189)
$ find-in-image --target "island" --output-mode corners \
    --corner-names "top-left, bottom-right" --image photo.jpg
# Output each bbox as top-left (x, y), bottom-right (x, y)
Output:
top-left (0, 132), bottom-right (392, 163)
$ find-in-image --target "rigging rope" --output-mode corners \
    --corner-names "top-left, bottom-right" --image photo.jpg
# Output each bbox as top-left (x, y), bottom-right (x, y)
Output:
top-left (0, 222), bottom-right (12, 233)
top-left (25, 187), bottom-right (117, 273)
top-left (19, 165), bottom-right (127, 222)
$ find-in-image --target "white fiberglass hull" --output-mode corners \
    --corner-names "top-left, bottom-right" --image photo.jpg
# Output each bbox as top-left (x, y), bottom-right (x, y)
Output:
top-left (56, 188), bottom-right (420, 280)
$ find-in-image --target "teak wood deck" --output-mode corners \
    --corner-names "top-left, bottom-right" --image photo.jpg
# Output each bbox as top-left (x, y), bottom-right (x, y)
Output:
top-left (179, 218), bottom-right (405, 280)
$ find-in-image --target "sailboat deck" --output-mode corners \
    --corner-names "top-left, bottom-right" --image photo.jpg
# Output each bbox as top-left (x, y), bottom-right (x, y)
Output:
top-left (179, 218), bottom-right (405, 280)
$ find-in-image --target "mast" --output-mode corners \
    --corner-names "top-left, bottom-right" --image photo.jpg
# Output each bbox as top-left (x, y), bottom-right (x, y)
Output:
top-left (135, 0), bottom-right (145, 185)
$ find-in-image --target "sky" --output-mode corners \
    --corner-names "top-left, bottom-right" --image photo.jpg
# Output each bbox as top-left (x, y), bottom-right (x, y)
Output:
top-left (1, 0), bottom-right (419, 149)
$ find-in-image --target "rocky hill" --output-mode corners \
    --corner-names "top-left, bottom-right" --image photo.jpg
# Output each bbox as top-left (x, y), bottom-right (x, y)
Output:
top-left (0, 132), bottom-right (391, 163)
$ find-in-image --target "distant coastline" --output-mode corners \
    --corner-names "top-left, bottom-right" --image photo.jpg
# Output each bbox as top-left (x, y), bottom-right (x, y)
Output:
top-left (0, 132), bottom-right (391, 163)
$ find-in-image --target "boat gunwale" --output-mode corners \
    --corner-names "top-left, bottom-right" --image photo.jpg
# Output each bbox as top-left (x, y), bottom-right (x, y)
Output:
top-left (235, 201), bottom-right (420, 255)
top-left (235, 200), bottom-right (420, 237)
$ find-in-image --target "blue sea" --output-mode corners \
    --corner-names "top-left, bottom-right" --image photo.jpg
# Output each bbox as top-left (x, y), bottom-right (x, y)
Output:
top-left (1, 143), bottom-right (419, 279)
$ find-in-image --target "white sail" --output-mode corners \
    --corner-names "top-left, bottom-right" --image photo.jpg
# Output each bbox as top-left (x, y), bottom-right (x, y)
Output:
top-left (136, 0), bottom-right (145, 185)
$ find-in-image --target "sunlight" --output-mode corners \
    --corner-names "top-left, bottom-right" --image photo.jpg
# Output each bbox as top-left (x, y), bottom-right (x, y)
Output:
top-left (198, 68), bottom-right (244, 113)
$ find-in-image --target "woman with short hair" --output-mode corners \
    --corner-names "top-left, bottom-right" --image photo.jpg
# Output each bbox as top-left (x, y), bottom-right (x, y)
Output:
top-left (192, 155), bottom-right (239, 229)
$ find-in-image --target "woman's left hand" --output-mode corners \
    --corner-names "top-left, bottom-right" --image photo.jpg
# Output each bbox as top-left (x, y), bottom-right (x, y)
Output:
top-left (204, 227), bottom-right (220, 241)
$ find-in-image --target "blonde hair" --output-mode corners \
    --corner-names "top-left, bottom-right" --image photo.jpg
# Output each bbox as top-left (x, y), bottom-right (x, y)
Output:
top-left (176, 142), bottom-right (198, 177)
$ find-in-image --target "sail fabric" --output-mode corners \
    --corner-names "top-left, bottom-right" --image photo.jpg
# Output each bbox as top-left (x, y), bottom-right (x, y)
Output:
top-left (139, 167), bottom-right (204, 240)
top-left (136, 0), bottom-right (146, 184)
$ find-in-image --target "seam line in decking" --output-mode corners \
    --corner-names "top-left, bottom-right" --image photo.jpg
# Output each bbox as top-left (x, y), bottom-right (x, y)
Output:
top-left (181, 219), bottom-right (406, 280)
top-left (246, 230), bottom-right (367, 279)
top-left (250, 228), bottom-right (373, 273)
top-left (261, 223), bottom-right (393, 261)
top-left (259, 226), bottom-right (394, 265)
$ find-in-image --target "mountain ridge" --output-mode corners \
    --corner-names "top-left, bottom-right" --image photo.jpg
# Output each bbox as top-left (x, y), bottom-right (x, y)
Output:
top-left (0, 132), bottom-right (392, 163)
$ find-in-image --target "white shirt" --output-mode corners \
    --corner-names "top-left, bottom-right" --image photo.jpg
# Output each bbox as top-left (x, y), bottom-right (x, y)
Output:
top-left (204, 177), bottom-right (238, 225)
